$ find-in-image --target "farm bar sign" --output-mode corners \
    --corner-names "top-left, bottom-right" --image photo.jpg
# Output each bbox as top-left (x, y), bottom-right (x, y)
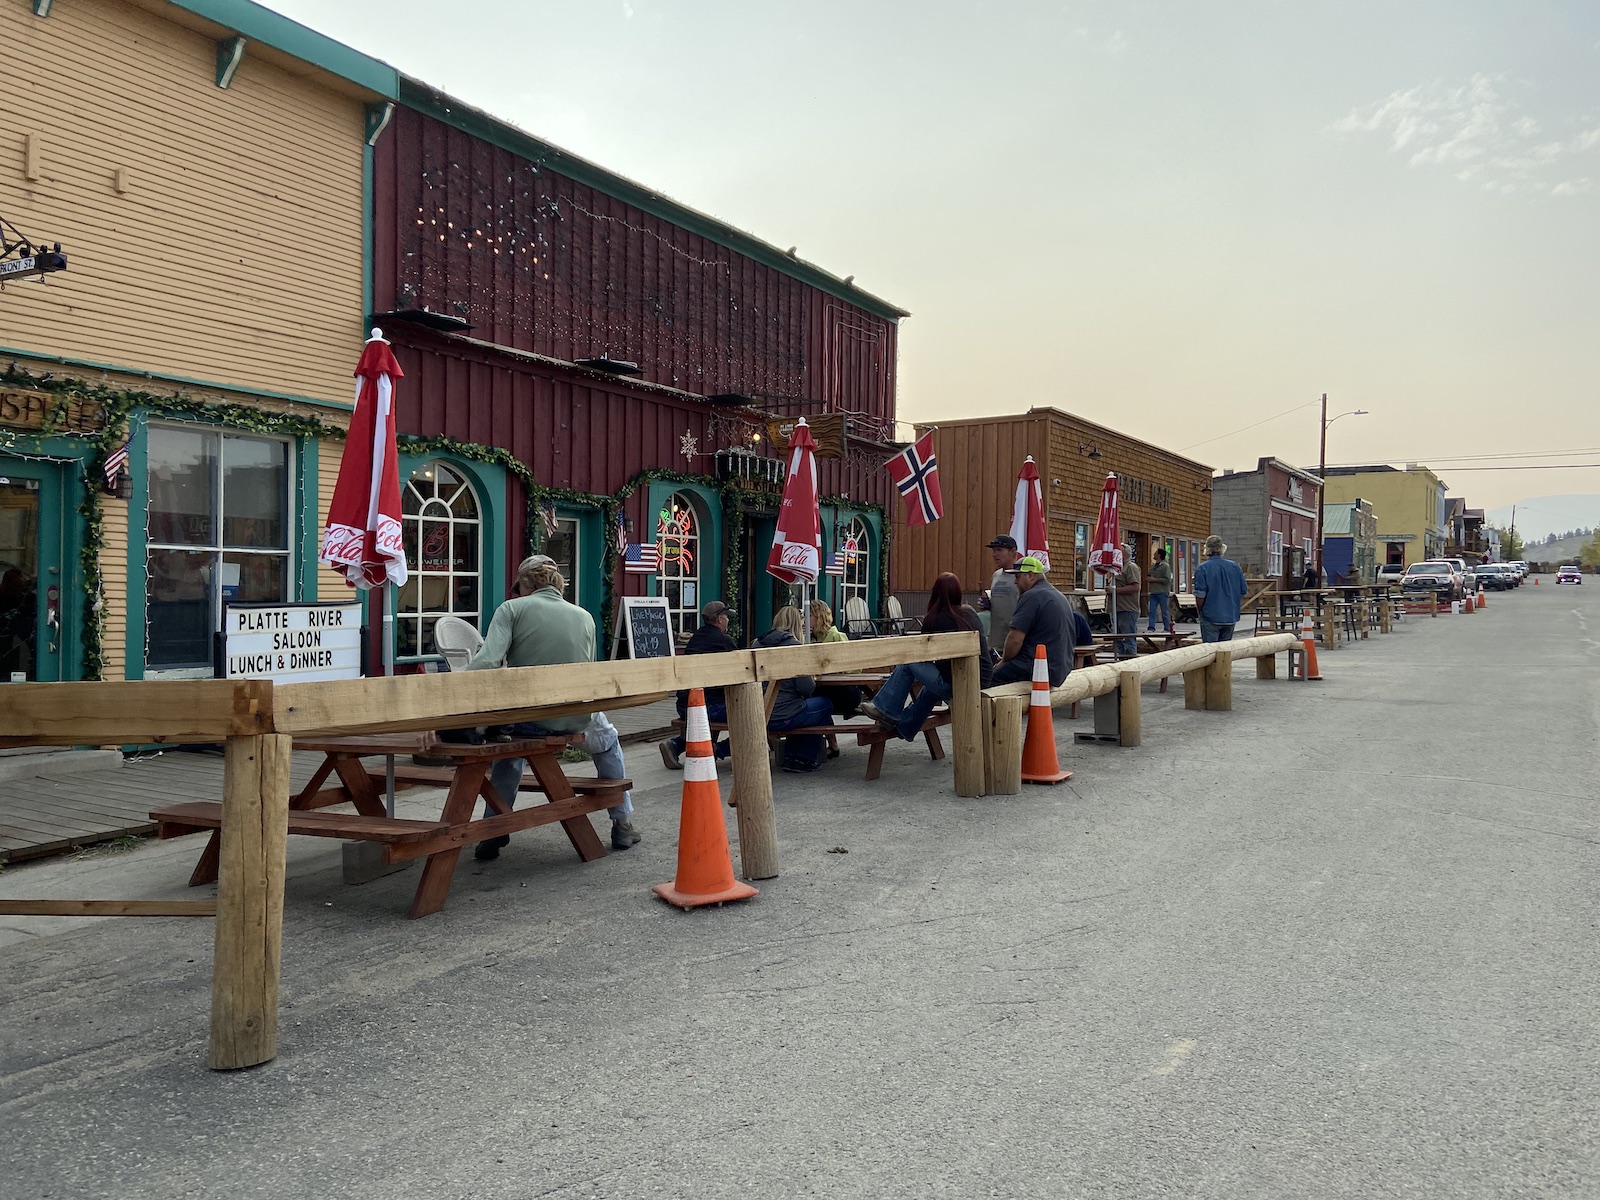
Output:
top-left (222, 602), bottom-right (362, 684)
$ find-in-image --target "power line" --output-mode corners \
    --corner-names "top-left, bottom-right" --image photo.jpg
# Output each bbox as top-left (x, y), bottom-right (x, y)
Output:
top-left (1178, 401), bottom-right (1319, 453)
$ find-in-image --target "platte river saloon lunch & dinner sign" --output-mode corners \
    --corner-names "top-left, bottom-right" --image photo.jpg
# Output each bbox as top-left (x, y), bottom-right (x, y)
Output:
top-left (222, 602), bottom-right (363, 684)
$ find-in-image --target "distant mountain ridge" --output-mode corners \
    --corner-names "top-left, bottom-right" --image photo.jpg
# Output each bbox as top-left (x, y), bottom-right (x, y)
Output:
top-left (1519, 532), bottom-right (1591, 564)
top-left (1486, 495), bottom-right (1600, 542)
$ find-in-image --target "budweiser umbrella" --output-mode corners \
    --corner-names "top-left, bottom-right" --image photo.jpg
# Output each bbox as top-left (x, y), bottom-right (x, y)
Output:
top-left (767, 417), bottom-right (822, 642)
top-left (1008, 455), bottom-right (1051, 571)
top-left (1087, 472), bottom-right (1123, 630)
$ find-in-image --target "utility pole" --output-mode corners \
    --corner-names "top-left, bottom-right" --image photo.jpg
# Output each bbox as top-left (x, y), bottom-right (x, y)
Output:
top-left (1315, 392), bottom-right (1328, 580)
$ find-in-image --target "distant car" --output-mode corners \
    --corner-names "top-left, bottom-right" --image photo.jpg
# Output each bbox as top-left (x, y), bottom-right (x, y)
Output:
top-left (1402, 561), bottom-right (1458, 595)
top-left (1557, 565), bottom-right (1583, 584)
top-left (1476, 564), bottom-right (1512, 590)
top-left (1376, 563), bottom-right (1407, 586)
top-left (1445, 558), bottom-right (1476, 597)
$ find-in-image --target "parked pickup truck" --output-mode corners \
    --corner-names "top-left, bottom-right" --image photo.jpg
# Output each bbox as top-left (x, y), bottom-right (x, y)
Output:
top-left (1401, 561), bottom-right (1458, 595)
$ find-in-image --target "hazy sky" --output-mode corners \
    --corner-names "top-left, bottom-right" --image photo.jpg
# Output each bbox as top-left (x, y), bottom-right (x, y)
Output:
top-left (266, 0), bottom-right (1600, 511)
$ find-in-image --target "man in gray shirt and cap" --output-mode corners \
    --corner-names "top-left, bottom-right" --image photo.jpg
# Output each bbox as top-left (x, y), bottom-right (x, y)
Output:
top-left (986, 534), bottom-right (1021, 644)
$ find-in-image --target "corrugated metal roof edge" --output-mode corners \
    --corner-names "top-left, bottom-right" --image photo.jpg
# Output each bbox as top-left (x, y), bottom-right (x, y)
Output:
top-left (164, 0), bottom-right (400, 97)
top-left (920, 407), bottom-right (1214, 475)
top-left (162, 1), bottom-right (909, 322)
top-left (396, 78), bottom-right (909, 323)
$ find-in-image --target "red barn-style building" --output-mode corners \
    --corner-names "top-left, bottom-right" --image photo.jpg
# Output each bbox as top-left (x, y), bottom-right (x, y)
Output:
top-left (368, 87), bottom-right (906, 654)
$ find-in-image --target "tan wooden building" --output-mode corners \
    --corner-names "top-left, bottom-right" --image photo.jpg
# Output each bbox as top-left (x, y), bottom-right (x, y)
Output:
top-left (1, 0), bottom-right (396, 681)
top-left (891, 408), bottom-right (1213, 606)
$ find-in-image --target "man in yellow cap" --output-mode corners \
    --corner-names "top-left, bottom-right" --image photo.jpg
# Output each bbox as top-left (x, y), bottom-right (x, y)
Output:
top-left (991, 556), bottom-right (1073, 687)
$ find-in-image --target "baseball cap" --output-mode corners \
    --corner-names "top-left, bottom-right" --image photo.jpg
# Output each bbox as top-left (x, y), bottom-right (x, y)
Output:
top-left (517, 553), bottom-right (556, 573)
top-left (986, 534), bottom-right (1018, 550)
top-left (1006, 556), bottom-right (1046, 575)
top-left (702, 600), bottom-right (735, 623)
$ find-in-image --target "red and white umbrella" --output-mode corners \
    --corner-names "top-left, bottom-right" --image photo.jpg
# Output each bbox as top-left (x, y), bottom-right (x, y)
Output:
top-left (767, 417), bottom-right (822, 585)
top-left (321, 330), bottom-right (409, 591)
top-left (1087, 473), bottom-right (1123, 576)
top-left (1008, 455), bottom-right (1051, 571)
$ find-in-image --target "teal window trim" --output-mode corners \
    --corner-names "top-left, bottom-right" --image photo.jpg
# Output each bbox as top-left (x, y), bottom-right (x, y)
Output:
top-left (297, 439), bottom-right (319, 602)
top-left (395, 451), bottom-right (506, 639)
top-left (644, 480), bottom-right (723, 605)
top-left (32, 0), bottom-right (53, 17)
top-left (125, 412), bottom-right (324, 678)
top-left (0, 346), bottom-right (353, 413)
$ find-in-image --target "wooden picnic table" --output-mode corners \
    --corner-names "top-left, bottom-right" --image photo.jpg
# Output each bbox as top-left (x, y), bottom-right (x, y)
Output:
top-left (151, 732), bottom-right (628, 919)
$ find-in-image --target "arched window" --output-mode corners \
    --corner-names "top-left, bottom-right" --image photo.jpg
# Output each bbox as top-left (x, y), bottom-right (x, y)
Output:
top-left (657, 491), bottom-right (701, 638)
top-left (839, 517), bottom-right (872, 617)
top-left (398, 461), bottom-right (481, 657)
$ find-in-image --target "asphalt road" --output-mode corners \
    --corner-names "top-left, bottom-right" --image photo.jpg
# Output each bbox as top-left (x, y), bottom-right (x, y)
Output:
top-left (2, 583), bottom-right (1596, 1199)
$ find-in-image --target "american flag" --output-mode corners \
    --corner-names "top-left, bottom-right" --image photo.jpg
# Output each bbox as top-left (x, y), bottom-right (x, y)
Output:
top-left (540, 498), bottom-right (560, 538)
top-left (624, 542), bottom-right (660, 574)
top-left (615, 512), bottom-right (630, 556)
top-left (824, 551), bottom-right (845, 578)
top-left (885, 430), bottom-right (943, 525)
top-left (103, 438), bottom-right (130, 489)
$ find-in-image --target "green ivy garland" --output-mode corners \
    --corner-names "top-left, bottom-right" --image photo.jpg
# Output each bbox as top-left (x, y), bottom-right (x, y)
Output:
top-left (1, 364), bottom-right (896, 676)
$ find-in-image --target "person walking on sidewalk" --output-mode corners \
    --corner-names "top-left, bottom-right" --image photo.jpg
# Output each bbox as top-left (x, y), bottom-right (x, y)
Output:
top-left (1193, 534), bottom-right (1249, 643)
top-left (1147, 547), bottom-right (1173, 633)
top-left (659, 600), bottom-right (739, 770)
top-left (1112, 546), bottom-right (1142, 656)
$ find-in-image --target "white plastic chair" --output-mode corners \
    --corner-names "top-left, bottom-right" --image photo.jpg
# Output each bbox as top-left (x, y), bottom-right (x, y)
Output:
top-left (842, 595), bottom-right (875, 638)
top-left (432, 615), bottom-right (484, 672)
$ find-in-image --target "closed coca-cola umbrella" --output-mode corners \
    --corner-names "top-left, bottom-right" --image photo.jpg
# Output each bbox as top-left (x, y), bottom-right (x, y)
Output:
top-left (1008, 455), bottom-right (1051, 571)
top-left (766, 417), bottom-right (822, 641)
top-left (1086, 472), bottom-right (1123, 624)
top-left (319, 328), bottom-right (410, 813)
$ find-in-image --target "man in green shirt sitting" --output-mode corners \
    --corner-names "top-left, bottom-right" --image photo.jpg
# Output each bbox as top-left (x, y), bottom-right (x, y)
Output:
top-left (465, 557), bottom-right (639, 860)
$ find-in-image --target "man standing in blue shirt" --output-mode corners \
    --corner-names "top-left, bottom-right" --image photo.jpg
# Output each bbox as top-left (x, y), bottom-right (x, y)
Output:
top-left (1192, 534), bottom-right (1249, 643)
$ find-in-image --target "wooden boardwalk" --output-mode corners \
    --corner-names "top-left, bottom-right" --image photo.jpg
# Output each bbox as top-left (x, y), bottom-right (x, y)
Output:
top-left (0, 699), bottom-right (675, 865)
top-left (0, 750), bottom-right (327, 865)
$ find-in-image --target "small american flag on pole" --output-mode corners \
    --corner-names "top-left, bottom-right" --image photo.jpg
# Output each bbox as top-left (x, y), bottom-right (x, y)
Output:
top-left (624, 542), bottom-right (660, 574)
top-left (103, 438), bottom-right (130, 490)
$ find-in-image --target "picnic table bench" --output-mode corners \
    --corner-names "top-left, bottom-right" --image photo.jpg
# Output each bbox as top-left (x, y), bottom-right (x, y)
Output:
top-left (151, 732), bottom-right (629, 919)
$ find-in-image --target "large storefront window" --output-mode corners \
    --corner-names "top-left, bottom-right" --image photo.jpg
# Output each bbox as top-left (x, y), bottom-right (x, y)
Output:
top-left (399, 461), bottom-right (481, 657)
top-left (839, 517), bottom-right (872, 617)
top-left (658, 492), bottom-right (700, 637)
top-left (146, 427), bottom-right (291, 672)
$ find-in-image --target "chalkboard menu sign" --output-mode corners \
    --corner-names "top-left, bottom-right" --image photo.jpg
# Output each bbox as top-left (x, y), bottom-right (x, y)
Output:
top-left (614, 596), bottom-right (674, 659)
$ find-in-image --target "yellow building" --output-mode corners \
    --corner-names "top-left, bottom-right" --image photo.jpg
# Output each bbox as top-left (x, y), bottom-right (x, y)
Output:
top-left (1, 0), bottom-right (398, 680)
top-left (1321, 465), bottom-right (1448, 568)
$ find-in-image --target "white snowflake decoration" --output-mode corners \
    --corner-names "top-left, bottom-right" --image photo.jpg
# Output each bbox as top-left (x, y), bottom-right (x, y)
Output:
top-left (680, 431), bottom-right (699, 460)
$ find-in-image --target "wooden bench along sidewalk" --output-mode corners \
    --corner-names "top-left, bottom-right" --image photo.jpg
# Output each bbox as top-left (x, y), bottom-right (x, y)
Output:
top-left (674, 711), bottom-right (950, 782)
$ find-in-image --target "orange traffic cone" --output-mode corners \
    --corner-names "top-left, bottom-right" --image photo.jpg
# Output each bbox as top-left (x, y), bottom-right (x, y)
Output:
top-left (1477, 589), bottom-right (1487, 609)
top-left (1300, 612), bottom-right (1322, 681)
top-left (1020, 645), bottom-right (1072, 784)
top-left (653, 688), bottom-right (758, 910)
top-left (1464, 594), bottom-right (1475, 613)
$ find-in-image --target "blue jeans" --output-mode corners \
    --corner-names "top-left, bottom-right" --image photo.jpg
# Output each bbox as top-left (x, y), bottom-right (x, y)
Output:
top-left (769, 696), bottom-right (834, 766)
top-left (1116, 609), bottom-right (1137, 657)
top-left (668, 696), bottom-right (730, 758)
top-left (489, 717), bottom-right (633, 823)
top-left (1199, 619), bottom-right (1235, 643)
top-left (1147, 592), bottom-right (1171, 632)
top-left (872, 660), bottom-right (952, 742)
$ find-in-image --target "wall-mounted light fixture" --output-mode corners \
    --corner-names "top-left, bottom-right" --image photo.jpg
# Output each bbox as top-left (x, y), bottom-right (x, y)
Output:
top-left (1078, 442), bottom-right (1102, 460)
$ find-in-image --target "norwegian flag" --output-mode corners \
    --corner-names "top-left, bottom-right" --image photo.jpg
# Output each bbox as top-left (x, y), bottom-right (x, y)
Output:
top-left (624, 542), bottom-right (660, 574)
top-left (885, 430), bottom-right (943, 525)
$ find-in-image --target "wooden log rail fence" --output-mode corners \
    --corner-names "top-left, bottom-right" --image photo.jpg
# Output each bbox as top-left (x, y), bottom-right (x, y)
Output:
top-left (0, 632), bottom-right (983, 1071)
top-left (980, 633), bottom-right (1303, 793)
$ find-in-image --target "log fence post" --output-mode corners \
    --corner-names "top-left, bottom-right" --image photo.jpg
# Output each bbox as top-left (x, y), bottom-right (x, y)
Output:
top-left (724, 680), bottom-right (778, 881)
top-left (1203, 648), bottom-right (1234, 712)
top-left (982, 693), bottom-right (1025, 795)
top-left (949, 654), bottom-right (986, 797)
top-left (210, 732), bottom-right (291, 1071)
top-left (1117, 664), bottom-right (1142, 747)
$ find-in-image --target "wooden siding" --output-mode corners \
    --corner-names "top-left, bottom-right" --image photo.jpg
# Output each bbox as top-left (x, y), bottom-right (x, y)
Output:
top-left (315, 438), bottom-right (346, 600)
top-left (372, 106), bottom-right (898, 431)
top-left (100, 492), bottom-right (129, 681)
top-left (0, 0), bottom-right (365, 406)
top-left (892, 410), bottom-right (1212, 593)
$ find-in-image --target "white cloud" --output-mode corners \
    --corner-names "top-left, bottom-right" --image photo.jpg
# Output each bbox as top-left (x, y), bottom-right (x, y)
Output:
top-left (1331, 76), bottom-right (1600, 197)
